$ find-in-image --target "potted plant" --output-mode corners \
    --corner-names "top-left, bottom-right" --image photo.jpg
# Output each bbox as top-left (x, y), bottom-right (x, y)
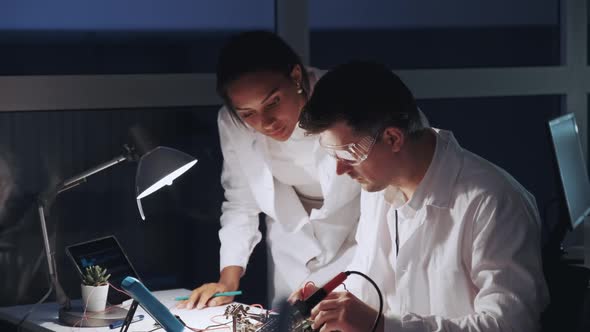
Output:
top-left (81, 265), bottom-right (111, 312)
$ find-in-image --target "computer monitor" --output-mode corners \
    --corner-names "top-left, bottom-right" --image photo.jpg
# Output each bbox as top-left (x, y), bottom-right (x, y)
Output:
top-left (548, 113), bottom-right (590, 231)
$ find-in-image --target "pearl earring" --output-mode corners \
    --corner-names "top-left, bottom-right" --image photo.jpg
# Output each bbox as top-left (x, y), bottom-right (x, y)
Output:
top-left (296, 82), bottom-right (303, 95)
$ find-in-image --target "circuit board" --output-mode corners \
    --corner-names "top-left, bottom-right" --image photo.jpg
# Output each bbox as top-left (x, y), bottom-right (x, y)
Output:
top-left (224, 304), bottom-right (315, 332)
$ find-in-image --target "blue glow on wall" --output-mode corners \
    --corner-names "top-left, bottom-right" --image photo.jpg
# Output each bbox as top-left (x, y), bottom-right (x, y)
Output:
top-left (0, 0), bottom-right (558, 31)
top-left (0, 0), bottom-right (274, 30)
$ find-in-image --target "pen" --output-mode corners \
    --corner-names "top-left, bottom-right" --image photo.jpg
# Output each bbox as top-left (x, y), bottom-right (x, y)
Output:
top-left (174, 290), bottom-right (242, 301)
top-left (109, 314), bottom-right (144, 329)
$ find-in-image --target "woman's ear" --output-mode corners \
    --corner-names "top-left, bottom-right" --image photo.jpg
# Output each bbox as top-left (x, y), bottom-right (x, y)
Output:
top-left (382, 127), bottom-right (405, 153)
top-left (290, 64), bottom-right (303, 86)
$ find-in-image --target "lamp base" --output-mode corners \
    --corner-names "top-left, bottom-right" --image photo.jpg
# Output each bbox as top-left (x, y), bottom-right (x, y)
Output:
top-left (58, 305), bottom-right (128, 327)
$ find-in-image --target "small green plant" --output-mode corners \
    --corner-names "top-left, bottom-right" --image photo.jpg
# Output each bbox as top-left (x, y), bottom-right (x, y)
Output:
top-left (81, 265), bottom-right (111, 287)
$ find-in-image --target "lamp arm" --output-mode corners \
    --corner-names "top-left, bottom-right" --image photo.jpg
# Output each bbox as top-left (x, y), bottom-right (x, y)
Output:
top-left (37, 203), bottom-right (71, 309)
top-left (39, 154), bottom-right (130, 211)
top-left (36, 152), bottom-right (130, 309)
top-left (58, 154), bottom-right (129, 194)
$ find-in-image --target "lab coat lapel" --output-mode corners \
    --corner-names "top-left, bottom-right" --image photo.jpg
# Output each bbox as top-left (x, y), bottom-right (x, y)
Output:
top-left (248, 133), bottom-right (310, 231)
top-left (395, 208), bottom-right (429, 270)
top-left (360, 193), bottom-right (389, 269)
top-left (311, 141), bottom-right (358, 216)
top-left (249, 133), bottom-right (322, 280)
top-left (310, 144), bottom-right (334, 218)
top-left (394, 130), bottom-right (462, 276)
top-left (359, 192), bottom-right (394, 307)
top-left (274, 138), bottom-right (315, 231)
top-left (246, 133), bottom-right (277, 219)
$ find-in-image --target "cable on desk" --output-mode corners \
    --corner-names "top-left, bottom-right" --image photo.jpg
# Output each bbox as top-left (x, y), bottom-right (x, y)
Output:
top-left (210, 314), bottom-right (232, 325)
top-left (108, 282), bottom-right (133, 298)
top-left (184, 318), bottom-right (231, 332)
top-left (72, 282), bottom-right (134, 330)
top-left (73, 283), bottom-right (99, 331)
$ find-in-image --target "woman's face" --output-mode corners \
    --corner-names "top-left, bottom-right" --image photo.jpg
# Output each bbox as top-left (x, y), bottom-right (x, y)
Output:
top-left (226, 67), bottom-right (305, 141)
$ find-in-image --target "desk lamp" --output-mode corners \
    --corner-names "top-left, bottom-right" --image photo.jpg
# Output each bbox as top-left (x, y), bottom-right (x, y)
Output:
top-left (36, 126), bottom-right (197, 327)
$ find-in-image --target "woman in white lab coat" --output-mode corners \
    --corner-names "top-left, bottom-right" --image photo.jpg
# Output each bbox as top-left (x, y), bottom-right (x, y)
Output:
top-left (179, 31), bottom-right (361, 310)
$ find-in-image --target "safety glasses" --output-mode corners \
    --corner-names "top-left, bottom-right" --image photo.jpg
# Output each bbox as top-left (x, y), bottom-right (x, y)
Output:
top-left (320, 131), bottom-right (380, 166)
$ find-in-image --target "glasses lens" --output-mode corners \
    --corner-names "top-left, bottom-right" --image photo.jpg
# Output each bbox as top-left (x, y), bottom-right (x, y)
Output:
top-left (321, 133), bottom-right (379, 166)
top-left (333, 149), bottom-right (357, 163)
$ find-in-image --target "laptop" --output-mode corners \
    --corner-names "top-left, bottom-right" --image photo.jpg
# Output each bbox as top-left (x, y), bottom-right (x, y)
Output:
top-left (66, 235), bottom-right (142, 305)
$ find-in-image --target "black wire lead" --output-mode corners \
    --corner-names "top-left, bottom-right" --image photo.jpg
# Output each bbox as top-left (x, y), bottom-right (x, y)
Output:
top-left (345, 271), bottom-right (383, 332)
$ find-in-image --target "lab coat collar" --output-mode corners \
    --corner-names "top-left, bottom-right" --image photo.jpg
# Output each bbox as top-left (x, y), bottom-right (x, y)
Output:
top-left (383, 129), bottom-right (463, 214)
top-left (249, 128), bottom-right (344, 222)
top-left (424, 129), bottom-right (463, 209)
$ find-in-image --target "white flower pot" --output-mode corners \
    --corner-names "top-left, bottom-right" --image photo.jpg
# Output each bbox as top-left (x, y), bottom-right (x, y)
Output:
top-left (81, 284), bottom-right (109, 312)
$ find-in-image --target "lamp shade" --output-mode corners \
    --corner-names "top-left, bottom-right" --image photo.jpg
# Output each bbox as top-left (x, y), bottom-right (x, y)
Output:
top-left (135, 146), bottom-right (197, 220)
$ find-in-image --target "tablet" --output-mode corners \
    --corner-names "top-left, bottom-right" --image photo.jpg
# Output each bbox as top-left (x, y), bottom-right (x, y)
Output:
top-left (121, 276), bottom-right (188, 332)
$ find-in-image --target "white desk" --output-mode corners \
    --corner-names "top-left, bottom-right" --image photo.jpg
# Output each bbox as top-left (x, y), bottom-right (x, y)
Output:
top-left (0, 289), bottom-right (239, 332)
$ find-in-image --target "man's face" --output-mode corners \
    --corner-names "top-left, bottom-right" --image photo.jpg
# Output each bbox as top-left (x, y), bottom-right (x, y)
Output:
top-left (320, 122), bottom-right (397, 192)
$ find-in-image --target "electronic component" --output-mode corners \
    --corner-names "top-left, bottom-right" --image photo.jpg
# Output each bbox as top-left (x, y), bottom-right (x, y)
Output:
top-left (225, 271), bottom-right (382, 332)
top-left (223, 304), bottom-right (314, 332)
top-left (292, 272), bottom-right (348, 318)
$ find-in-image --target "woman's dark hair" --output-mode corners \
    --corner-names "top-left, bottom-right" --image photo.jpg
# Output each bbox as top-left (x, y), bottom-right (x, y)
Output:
top-left (216, 30), bottom-right (310, 125)
top-left (299, 60), bottom-right (423, 138)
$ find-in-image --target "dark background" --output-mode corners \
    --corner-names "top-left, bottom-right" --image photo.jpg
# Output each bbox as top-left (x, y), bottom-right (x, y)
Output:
top-left (0, 27), bottom-right (563, 303)
top-left (0, 0), bottom-right (586, 330)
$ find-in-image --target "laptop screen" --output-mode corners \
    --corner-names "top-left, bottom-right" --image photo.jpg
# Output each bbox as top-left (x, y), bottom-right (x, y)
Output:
top-left (66, 235), bottom-right (141, 305)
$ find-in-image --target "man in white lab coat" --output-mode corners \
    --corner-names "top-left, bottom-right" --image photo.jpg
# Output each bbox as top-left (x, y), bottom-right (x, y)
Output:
top-left (295, 61), bottom-right (549, 332)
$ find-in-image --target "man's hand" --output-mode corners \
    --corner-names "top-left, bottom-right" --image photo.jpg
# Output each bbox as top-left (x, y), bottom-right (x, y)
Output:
top-left (310, 291), bottom-right (384, 332)
top-left (288, 282), bottom-right (319, 303)
top-left (177, 266), bottom-right (242, 310)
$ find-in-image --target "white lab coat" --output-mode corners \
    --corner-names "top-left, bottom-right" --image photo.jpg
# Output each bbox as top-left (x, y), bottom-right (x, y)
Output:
top-left (216, 72), bottom-right (361, 303)
top-left (346, 129), bottom-right (549, 332)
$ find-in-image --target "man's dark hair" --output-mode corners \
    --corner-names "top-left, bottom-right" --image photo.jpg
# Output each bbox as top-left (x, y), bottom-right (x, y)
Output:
top-left (299, 61), bottom-right (422, 137)
top-left (216, 30), bottom-right (310, 125)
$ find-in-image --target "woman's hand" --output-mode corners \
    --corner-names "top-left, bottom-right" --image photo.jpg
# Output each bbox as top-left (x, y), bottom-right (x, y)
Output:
top-left (177, 266), bottom-right (243, 310)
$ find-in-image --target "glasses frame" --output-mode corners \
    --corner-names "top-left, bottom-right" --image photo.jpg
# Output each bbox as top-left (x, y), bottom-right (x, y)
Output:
top-left (320, 129), bottom-right (382, 166)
